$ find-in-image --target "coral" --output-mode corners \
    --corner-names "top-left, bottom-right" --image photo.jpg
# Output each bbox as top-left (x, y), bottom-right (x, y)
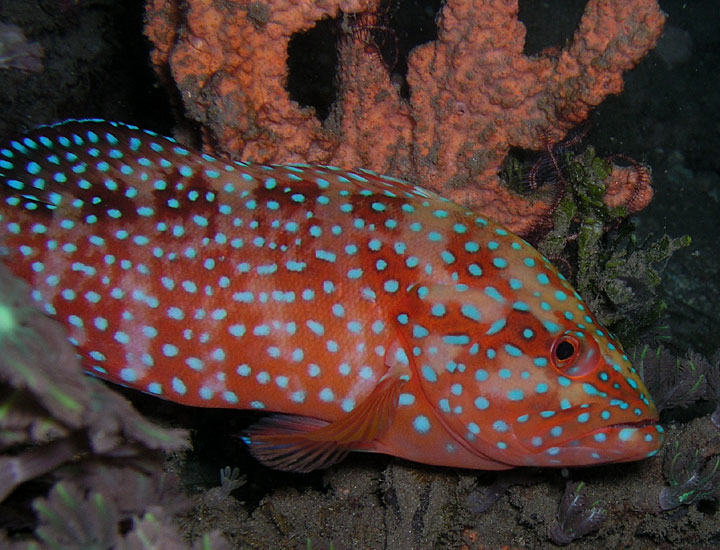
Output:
top-left (549, 481), bottom-right (607, 545)
top-left (10, 470), bottom-right (232, 550)
top-left (200, 466), bottom-right (247, 506)
top-left (650, 356), bottom-right (720, 509)
top-left (144, 0), bottom-right (665, 236)
top-left (218, 466), bottom-right (246, 497)
top-left (32, 481), bottom-right (119, 549)
top-left (0, 21), bottom-right (43, 72)
top-left (465, 470), bottom-right (533, 514)
top-left (633, 345), bottom-right (712, 413)
top-left (660, 437), bottom-right (720, 511)
top-left (465, 477), bottom-right (517, 515)
top-left (0, 264), bottom-right (189, 503)
top-left (61, 462), bottom-right (193, 519)
top-left (703, 350), bottom-right (720, 427)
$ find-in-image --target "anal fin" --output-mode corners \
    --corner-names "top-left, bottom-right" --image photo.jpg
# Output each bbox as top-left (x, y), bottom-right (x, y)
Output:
top-left (241, 372), bottom-right (405, 472)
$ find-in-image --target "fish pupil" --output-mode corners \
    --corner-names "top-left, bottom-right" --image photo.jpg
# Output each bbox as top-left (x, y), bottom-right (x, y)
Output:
top-left (555, 340), bottom-right (575, 361)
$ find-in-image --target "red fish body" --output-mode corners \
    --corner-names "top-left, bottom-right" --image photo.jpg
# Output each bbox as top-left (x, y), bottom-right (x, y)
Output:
top-left (0, 120), bottom-right (663, 471)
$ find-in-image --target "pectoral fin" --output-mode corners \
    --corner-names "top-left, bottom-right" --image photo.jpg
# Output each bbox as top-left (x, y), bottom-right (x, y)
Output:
top-left (241, 364), bottom-right (406, 472)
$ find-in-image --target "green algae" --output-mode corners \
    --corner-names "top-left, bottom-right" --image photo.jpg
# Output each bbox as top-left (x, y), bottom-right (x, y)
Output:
top-left (535, 148), bottom-right (690, 346)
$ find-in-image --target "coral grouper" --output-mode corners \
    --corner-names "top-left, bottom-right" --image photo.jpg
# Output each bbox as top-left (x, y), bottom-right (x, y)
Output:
top-left (0, 120), bottom-right (664, 472)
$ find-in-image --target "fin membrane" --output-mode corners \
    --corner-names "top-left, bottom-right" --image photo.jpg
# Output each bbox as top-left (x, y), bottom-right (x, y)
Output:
top-left (242, 374), bottom-right (403, 472)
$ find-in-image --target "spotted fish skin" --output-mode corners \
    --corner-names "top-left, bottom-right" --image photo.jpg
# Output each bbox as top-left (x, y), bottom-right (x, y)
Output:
top-left (0, 120), bottom-right (663, 471)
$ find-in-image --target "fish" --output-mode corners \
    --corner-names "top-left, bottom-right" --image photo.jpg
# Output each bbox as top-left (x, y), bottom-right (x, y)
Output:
top-left (0, 119), bottom-right (664, 472)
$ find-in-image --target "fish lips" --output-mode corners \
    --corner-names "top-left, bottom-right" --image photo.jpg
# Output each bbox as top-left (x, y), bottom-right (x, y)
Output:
top-left (583, 418), bottom-right (664, 463)
top-left (517, 415), bottom-right (664, 466)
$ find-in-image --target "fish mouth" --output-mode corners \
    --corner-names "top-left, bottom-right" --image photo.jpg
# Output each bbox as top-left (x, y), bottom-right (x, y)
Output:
top-left (545, 417), bottom-right (660, 450)
top-left (527, 416), bottom-right (662, 454)
top-left (604, 418), bottom-right (659, 430)
top-left (512, 405), bottom-right (663, 466)
top-left (584, 417), bottom-right (664, 460)
top-left (527, 417), bottom-right (664, 466)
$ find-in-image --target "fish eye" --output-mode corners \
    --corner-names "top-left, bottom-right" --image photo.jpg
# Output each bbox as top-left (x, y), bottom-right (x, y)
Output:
top-left (551, 334), bottom-right (581, 369)
top-left (556, 340), bottom-right (575, 360)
